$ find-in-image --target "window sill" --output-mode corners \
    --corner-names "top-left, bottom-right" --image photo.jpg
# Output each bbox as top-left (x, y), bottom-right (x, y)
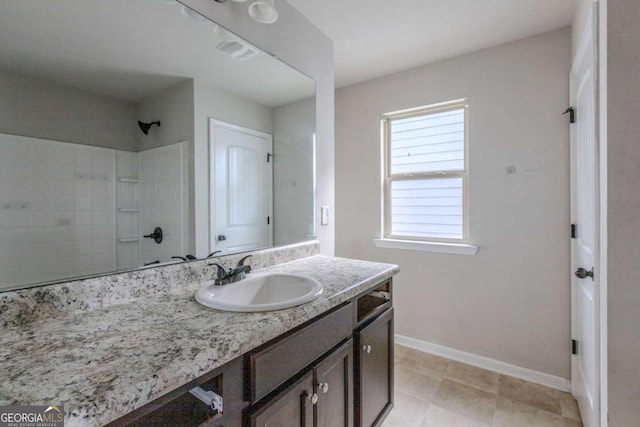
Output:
top-left (373, 238), bottom-right (478, 256)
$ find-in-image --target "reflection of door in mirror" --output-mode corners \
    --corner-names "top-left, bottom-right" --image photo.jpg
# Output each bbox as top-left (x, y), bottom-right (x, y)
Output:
top-left (210, 119), bottom-right (273, 255)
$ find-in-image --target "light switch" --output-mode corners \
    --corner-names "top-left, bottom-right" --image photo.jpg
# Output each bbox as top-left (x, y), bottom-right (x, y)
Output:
top-left (321, 206), bottom-right (329, 225)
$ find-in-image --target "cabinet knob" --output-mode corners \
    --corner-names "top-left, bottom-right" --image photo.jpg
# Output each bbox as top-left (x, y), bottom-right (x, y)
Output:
top-left (318, 382), bottom-right (329, 394)
top-left (362, 344), bottom-right (372, 354)
top-left (307, 392), bottom-right (319, 405)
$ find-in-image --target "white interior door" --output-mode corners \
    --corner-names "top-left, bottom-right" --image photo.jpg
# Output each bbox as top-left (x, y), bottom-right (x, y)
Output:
top-left (210, 119), bottom-right (273, 254)
top-left (570, 5), bottom-right (599, 427)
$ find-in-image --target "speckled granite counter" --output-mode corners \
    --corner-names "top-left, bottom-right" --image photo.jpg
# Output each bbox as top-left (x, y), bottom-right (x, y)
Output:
top-left (0, 254), bottom-right (398, 426)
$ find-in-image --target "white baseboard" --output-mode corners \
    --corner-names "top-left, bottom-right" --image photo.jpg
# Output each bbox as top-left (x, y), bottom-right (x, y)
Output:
top-left (395, 334), bottom-right (571, 392)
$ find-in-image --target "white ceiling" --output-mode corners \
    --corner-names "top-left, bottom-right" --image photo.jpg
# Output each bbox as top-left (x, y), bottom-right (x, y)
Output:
top-left (287, 0), bottom-right (576, 87)
top-left (0, 0), bottom-right (314, 106)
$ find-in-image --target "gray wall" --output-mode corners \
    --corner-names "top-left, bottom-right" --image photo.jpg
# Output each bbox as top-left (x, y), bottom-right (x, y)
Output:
top-left (137, 80), bottom-right (195, 152)
top-left (0, 68), bottom-right (137, 151)
top-left (335, 28), bottom-right (572, 378)
top-left (606, 1), bottom-right (640, 424)
top-left (273, 97), bottom-right (316, 246)
top-left (181, 0), bottom-right (335, 256)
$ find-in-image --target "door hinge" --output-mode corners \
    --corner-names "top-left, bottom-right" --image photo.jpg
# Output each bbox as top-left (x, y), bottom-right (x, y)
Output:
top-left (267, 153), bottom-right (272, 163)
top-left (571, 224), bottom-right (577, 239)
top-left (572, 339), bottom-right (578, 355)
top-left (267, 216), bottom-right (270, 225)
top-left (563, 107), bottom-right (576, 124)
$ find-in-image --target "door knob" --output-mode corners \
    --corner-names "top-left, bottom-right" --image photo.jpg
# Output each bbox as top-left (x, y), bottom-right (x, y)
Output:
top-left (362, 344), bottom-right (371, 354)
top-left (575, 267), bottom-right (594, 280)
top-left (307, 392), bottom-right (318, 405)
top-left (318, 382), bottom-right (329, 394)
top-left (217, 234), bottom-right (227, 241)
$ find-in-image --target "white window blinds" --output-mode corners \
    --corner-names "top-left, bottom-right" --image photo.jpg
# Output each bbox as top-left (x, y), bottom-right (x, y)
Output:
top-left (390, 177), bottom-right (464, 239)
top-left (383, 101), bottom-right (468, 242)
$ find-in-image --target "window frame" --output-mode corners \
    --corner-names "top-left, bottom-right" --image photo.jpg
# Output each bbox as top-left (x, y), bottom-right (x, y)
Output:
top-left (381, 99), bottom-right (470, 244)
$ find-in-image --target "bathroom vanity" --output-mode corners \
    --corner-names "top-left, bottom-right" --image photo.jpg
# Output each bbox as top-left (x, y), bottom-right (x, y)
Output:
top-left (113, 280), bottom-right (393, 427)
top-left (0, 246), bottom-right (398, 427)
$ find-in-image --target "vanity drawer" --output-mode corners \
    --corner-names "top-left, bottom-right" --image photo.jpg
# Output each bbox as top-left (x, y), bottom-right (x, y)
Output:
top-left (356, 280), bottom-right (392, 326)
top-left (247, 302), bottom-right (353, 402)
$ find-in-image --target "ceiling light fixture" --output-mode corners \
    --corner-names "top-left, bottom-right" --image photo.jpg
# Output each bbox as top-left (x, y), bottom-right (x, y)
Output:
top-left (213, 0), bottom-right (279, 25)
top-left (248, 0), bottom-right (279, 24)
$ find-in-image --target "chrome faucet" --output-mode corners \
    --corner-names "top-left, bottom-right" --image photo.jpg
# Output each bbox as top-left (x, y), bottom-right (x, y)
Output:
top-left (209, 255), bottom-right (252, 286)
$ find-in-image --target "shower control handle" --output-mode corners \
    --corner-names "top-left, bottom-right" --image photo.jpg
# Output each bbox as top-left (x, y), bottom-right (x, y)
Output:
top-left (143, 227), bottom-right (163, 244)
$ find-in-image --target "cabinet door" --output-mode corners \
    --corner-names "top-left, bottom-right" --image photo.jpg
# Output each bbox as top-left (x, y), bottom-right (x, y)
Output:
top-left (315, 340), bottom-right (353, 427)
top-left (356, 308), bottom-right (393, 427)
top-left (251, 371), bottom-right (315, 427)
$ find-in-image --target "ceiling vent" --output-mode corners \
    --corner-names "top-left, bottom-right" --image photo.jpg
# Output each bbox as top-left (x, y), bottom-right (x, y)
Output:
top-left (216, 40), bottom-right (259, 61)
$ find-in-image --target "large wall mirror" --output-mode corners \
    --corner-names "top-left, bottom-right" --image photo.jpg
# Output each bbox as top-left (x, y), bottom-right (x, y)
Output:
top-left (0, 0), bottom-right (316, 291)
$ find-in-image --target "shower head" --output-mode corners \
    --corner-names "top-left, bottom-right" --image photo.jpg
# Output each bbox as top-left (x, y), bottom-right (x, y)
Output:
top-left (138, 121), bottom-right (161, 135)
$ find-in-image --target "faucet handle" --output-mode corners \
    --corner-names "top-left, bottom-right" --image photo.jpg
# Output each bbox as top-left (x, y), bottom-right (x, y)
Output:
top-left (237, 255), bottom-right (252, 267)
top-left (208, 263), bottom-right (228, 279)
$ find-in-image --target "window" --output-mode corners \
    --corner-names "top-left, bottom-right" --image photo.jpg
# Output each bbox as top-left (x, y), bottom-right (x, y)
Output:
top-left (381, 99), bottom-right (469, 244)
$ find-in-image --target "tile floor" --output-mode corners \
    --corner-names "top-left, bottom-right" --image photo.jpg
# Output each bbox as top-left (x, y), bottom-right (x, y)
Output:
top-left (382, 345), bottom-right (583, 427)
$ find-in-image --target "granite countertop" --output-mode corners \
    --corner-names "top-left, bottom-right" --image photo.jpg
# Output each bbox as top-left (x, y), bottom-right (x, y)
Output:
top-left (0, 255), bottom-right (399, 426)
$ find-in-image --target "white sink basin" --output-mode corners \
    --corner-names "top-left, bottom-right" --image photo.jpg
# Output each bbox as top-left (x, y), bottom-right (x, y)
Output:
top-left (195, 272), bottom-right (323, 312)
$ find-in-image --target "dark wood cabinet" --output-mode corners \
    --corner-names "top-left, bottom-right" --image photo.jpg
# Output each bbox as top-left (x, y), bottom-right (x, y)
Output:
top-left (315, 340), bottom-right (353, 427)
top-left (247, 303), bottom-right (353, 403)
top-left (250, 371), bottom-right (315, 427)
top-left (108, 356), bottom-right (245, 427)
top-left (355, 308), bottom-right (394, 427)
top-left (249, 339), bottom-right (353, 427)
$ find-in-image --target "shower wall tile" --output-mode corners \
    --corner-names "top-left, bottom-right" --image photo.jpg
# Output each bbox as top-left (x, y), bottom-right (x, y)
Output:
top-left (0, 133), bottom-right (117, 289)
top-left (139, 142), bottom-right (188, 264)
